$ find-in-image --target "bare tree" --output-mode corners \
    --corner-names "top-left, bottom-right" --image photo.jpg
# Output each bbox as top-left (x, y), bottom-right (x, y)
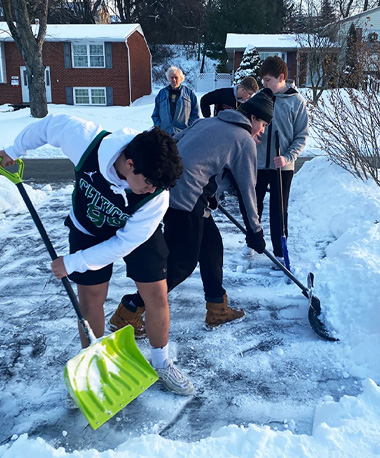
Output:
top-left (48, 0), bottom-right (109, 24)
top-left (295, 1), bottom-right (340, 104)
top-left (308, 39), bottom-right (380, 186)
top-left (1, 0), bottom-right (48, 117)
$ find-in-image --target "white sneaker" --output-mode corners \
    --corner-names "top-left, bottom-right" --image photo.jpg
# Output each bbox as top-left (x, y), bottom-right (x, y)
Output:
top-left (155, 359), bottom-right (194, 395)
top-left (242, 245), bottom-right (255, 258)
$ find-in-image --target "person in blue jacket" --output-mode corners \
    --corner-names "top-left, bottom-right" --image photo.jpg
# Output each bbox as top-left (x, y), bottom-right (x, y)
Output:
top-left (152, 66), bottom-right (200, 135)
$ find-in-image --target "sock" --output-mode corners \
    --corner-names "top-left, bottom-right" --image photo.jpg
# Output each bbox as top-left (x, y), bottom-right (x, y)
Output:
top-left (121, 294), bottom-right (145, 312)
top-left (150, 343), bottom-right (169, 369)
top-left (121, 295), bottom-right (137, 312)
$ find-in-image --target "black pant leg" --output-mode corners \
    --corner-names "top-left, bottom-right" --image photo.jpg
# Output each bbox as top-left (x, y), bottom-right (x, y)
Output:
top-left (255, 170), bottom-right (271, 222)
top-left (268, 170), bottom-right (294, 257)
top-left (198, 215), bottom-right (225, 300)
top-left (127, 209), bottom-right (203, 308)
top-left (164, 209), bottom-right (204, 292)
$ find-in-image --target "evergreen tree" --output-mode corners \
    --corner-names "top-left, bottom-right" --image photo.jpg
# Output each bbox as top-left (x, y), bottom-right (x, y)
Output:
top-left (343, 23), bottom-right (360, 88)
top-left (320, 0), bottom-right (336, 27)
top-left (233, 45), bottom-right (262, 85)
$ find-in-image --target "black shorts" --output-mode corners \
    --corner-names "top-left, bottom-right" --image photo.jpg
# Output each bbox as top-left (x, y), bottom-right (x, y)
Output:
top-left (65, 218), bottom-right (168, 286)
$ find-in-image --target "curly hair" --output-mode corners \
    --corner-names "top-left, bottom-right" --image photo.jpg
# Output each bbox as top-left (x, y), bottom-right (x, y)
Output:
top-left (121, 127), bottom-right (183, 190)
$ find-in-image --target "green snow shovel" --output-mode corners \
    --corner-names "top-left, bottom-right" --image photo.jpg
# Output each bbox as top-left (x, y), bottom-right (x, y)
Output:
top-left (0, 158), bottom-right (158, 430)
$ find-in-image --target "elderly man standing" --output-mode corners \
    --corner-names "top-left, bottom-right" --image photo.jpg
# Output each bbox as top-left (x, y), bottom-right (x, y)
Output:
top-left (152, 66), bottom-right (200, 136)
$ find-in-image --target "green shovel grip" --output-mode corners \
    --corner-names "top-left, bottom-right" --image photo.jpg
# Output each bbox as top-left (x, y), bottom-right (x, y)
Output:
top-left (0, 156), bottom-right (24, 184)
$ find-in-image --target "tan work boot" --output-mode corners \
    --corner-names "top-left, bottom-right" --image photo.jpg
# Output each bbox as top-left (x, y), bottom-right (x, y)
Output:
top-left (108, 302), bottom-right (146, 338)
top-left (205, 294), bottom-right (245, 330)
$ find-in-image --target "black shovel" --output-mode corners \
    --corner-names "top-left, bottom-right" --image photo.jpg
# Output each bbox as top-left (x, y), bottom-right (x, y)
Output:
top-left (217, 203), bottom-right (338, 342)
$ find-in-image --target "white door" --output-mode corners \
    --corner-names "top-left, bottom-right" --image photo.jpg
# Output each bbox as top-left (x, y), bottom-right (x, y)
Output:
top-left (45, 66), bottom-right (52, 103)
top-left (20, 66), bottom-right (52, 103)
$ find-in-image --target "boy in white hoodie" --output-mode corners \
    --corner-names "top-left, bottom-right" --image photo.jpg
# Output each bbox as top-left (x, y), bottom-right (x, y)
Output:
top-left (0, 113), bottom-right (193, 396)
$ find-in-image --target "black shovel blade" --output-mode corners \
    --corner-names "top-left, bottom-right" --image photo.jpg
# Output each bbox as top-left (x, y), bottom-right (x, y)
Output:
top-left (308, 294), bottom-right (339, 342)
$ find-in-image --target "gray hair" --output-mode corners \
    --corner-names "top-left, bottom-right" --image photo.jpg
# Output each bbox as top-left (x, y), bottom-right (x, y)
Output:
top-left (166, 66), bottom-right (185, 82)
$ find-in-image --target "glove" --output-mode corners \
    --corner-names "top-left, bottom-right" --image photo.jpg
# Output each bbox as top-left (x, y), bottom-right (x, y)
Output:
top-left (246, 229), bottom-right (266, 254)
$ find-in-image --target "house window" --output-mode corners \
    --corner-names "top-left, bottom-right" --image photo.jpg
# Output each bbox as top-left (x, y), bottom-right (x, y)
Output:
top-left (0, 43), bottom-right (6, 83)
top-left (74, 87), bottom-right (106, 105)
top-left (259, 52), bottom-right (287, 62)
top-left (72, 43), bottom-right (105, 68)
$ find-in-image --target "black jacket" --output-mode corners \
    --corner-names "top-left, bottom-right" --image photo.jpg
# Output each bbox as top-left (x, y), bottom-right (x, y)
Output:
top-left (200, 88), bottom-right (239, 118)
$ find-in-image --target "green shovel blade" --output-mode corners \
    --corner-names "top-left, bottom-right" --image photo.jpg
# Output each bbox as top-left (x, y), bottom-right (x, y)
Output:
top-left (64, 325), bottom-right (158, 430)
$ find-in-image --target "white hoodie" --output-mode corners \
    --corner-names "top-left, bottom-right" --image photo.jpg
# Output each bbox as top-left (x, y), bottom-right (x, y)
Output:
top-left (5, 114), bottom-right (169, 275)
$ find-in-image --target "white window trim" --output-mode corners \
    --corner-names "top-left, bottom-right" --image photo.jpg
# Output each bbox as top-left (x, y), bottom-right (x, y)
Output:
top-left (71, 42), bottom-right (105, 69)
top-left (0, 43), bottom-right (6, 84)
top-left (258, 51), bottom-right (287, 62)
top-left (74, 87), bottom-right (107, 106)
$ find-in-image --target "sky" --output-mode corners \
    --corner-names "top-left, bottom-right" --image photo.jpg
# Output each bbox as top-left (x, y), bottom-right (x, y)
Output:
top-left (0, 91), bottom-right (380, 457)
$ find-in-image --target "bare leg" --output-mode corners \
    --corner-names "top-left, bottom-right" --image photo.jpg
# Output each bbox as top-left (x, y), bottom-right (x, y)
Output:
top-left (135, 279), bottom-right (169, 348)
top-left (76, 282), bottom-right (109, 348)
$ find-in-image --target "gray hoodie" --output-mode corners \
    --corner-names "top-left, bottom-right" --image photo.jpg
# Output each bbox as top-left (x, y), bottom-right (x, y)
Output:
top-left (170, 110), bottom-right (262, 234)
top-left (256, 88), bottom-right (309, 171)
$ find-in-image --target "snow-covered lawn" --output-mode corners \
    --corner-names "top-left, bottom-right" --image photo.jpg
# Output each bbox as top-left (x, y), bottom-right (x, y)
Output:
top-left (0, 100), bottom-right (380, 457)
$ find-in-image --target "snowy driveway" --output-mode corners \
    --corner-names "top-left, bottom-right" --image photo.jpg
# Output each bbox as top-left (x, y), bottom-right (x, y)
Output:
top-left (0, 179), bottom-right (361, 452)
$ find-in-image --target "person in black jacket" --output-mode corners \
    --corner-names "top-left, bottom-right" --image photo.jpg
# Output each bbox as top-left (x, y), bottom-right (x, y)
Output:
top-left (200, 76), bottom-right (259, 118)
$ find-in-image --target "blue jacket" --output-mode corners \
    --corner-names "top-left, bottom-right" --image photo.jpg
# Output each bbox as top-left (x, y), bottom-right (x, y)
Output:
top-left (152, 85), bottom-right (200, 135)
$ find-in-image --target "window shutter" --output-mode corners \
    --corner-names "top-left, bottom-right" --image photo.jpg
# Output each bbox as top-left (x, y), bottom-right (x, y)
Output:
top-left (64, 42), bottom-right (72, 69)
top-left (105, 42), bottom-right (112, 68)
top-left (106, 87), bottom-right (113, 106)
top-left (66, 87), bottom-right (74, 105)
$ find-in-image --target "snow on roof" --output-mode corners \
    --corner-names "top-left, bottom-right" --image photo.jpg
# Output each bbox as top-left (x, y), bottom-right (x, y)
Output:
top-left (0, 22), bottom-right (143, 42)
top-left (225, 33), bottom-right (300, 50)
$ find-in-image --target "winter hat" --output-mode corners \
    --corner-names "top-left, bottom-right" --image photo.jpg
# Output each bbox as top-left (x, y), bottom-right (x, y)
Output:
top-left (238, 88), bottom-right (274, 123)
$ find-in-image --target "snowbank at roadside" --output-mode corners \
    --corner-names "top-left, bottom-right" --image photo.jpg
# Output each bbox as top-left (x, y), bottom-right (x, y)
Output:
top-left (1, 378), bottom-right (380, 458)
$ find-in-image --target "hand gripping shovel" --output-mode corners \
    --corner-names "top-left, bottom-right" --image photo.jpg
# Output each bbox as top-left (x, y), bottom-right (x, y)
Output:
top-left (0, 158), bottom-right (158, 429)
top-left (217, 203), bottom-right (338, 342)
top-left (274, 130), bottom-right (291, 272)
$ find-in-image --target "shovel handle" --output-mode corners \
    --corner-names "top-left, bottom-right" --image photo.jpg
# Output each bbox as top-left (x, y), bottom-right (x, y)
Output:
top-left (217, 203), bottom-right (309, 297)
top-left (16, 182), bottom-right (96, 343)
top-left (1, 157), bottom-right (96, 344)
top-left (0, 157), bottom-right (24, 184)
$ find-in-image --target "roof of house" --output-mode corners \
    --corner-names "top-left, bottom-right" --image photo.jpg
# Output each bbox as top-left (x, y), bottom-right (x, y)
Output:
top-left (225, 34), bottom-right (300, 50)
top-left (0, 22), bottom-right (143, 42)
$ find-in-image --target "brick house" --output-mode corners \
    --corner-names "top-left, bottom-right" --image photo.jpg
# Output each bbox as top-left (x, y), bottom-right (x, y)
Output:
top-left (225, 34), bottom-right (309, 87)
top-left (0, 22), bottom-right (151, 106)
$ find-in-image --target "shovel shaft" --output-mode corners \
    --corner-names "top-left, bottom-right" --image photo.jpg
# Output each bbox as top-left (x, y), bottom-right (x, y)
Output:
top-left (217, 203), bottom-right (309, 297)
top-left (217, 204), bottom-right (337, 341)
top-left (275, 131), bottom-right (291, 271)
top-left (275, 131), bottom-right (286, 238)
top-left (16, 182), bottom-right (96, 344)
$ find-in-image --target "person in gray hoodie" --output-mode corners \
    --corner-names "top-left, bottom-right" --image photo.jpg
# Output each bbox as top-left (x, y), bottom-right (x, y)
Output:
top-left (109, 88), bottom-right (274, 333)
top-left (242, 57), bottom-right (309, 263)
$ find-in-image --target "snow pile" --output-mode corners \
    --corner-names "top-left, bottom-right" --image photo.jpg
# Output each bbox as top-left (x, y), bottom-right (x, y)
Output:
top-left (2, 378), bottom-right (380, 457)
top-left (290, 156), bottom-right (380, 379)
top-left (0, 176), bottom-right (47, 214)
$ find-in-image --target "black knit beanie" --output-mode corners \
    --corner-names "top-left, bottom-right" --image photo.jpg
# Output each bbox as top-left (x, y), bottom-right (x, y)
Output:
top-left (238, 88), bottom-right (274, 123)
